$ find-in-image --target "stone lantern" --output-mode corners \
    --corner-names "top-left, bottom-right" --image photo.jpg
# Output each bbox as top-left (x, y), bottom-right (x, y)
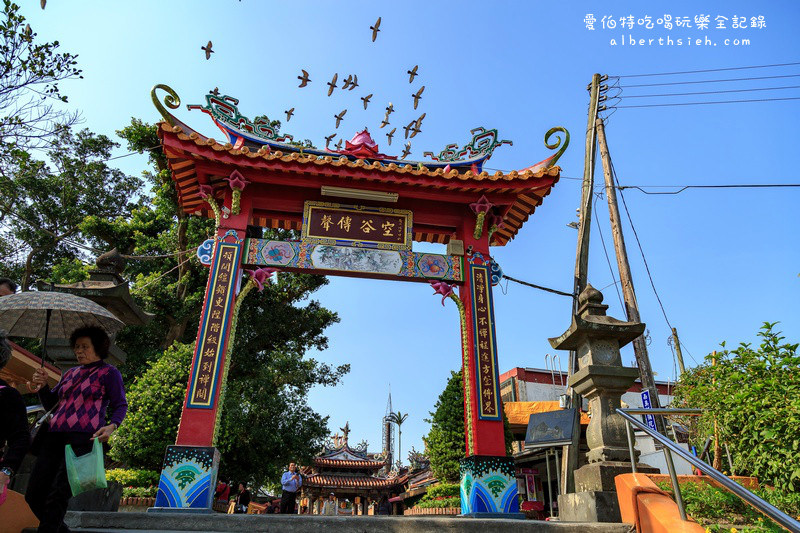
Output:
top-left (549, 284), bottom-right (657, 522)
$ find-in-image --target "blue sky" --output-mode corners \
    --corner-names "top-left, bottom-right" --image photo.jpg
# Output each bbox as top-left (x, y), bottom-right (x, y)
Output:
top-left (23, 1), bottom-right (800, 460)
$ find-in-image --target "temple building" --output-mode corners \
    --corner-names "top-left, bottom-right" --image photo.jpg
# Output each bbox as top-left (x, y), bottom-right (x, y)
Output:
top-left (301, 423), bottom-right (406, 515)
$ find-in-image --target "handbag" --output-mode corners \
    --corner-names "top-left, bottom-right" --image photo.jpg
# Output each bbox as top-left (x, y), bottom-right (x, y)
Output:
top-left (64, 438), bottom-right (107, 497)
top-left (29, 403), bottom-right (58, 457)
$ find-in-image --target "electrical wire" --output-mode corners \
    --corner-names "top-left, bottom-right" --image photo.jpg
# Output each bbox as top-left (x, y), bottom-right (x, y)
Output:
top-left (619, 184), bottom-right (800, 194)
top-left (593, 192), bottom-right (625, 309)
top-left (133, 256), bottom-right (195, 291)
top-left (501, 274), bottom-right (573, 298)
top-left (620, 73), bottom-right (800, 88)
top-left (615, 61), bottom-right (800, 78)
top-left (611, 96), bottom-right (800, 108)
top-left (620, 85), bottom-right (800, 99)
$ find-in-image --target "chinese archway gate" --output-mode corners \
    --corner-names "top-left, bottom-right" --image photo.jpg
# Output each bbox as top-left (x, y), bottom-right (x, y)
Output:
top-left (149, 85), bottom-right (566, 516)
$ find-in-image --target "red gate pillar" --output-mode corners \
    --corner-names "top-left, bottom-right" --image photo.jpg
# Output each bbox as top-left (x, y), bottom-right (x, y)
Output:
top-left (153, 188), bottom-right (253, 512)
top-left (456, 214), bottom-right (519, 516)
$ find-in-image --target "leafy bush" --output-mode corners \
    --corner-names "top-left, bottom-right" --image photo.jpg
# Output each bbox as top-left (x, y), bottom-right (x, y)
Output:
top-left (674, 323), bottom-right (800, 492)
top-left (417, 497), bottom-right (460, 509)
top-left (106, 468), bottom-right (159, 488)
top-left (426, 483), bottom-right (460, 499)
top-left (121, 486), bottom-right (157, 498)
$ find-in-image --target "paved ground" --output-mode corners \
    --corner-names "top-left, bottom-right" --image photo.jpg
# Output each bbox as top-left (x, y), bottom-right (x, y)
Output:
top-left (63, 512), bottom-right (634, 533)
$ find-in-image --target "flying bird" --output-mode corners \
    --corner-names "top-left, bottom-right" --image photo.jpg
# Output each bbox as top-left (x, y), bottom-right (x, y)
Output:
top-left (285, 108), bottom-right (294, 121)
top-left (40, 0), bottom-right (46, 8)
top-left (201, 41), bottom-right (214, 60)
top-left (336, 139), bottom-right (343, 150)
top-left (407, 65), bottom-right (419, 83)
top-left (210, 87), bottom-right (220, 96)
top-left (370, 17), bottom-right (381, 42)
top-left (361, 94), bottom-right (373, 110)
top-left (297, 69), bottom-right (311, 87)
top-left (386, 127), bottom-right (396, 145)
top-left (403, 120), bottom-right (415, 139)
top-left (334, 109), bottom-right (347, 128)
top-left (385, 102), bottom-right (394, 115)
top-left (327, 73), bottom-right (338, 96)
top-left (401, 142), bottom-right (411, 159)
top-left (348, 74), bottom-right (358, 91)
top-left (379, 114), bottom-right (390, 129)
top-left (324, 133), bottom-right (337, 149)
top-left (342, 74), bottom-right (353, 90)
top-left (23, 24), bottom-right (31, 38)
top-left (412, 85), bottom-right (425, 109)
top-left (410, 113), bottom-right (425, 138)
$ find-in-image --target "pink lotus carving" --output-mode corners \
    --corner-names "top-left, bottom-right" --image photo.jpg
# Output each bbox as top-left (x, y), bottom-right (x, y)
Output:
top-left (469, 195), bottom-right (493, 215)
top-left (487, 212), bottom-right (506, 230)
top-left (245, 267), bottom-right (277, 292)
top-left (225, 170), bottom-right (250, 191)
top-left (443, 164), bottom-right (452, 174)
top-left (430, 280), bottom-right (454, 306)
top-left (198, 183), bottom-right (214, 199)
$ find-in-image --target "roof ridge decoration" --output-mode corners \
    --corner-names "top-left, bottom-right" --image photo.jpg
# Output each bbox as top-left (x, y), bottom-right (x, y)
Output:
top-left (423, 127), bottom-right (512, 163)
top-left (186, 89), bottom-right (294, 145)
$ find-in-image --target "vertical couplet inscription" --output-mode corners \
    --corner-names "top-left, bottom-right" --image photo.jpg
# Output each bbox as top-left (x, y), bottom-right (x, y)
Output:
top-left (188, 242), bottom-right (240, 408)
top-left (470, 263), bottom-right (501, 419)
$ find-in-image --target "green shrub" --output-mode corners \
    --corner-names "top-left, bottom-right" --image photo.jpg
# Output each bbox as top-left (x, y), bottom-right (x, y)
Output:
top-left (121, 485), bottom-right (157, 498)
top-left (106, 468), bottom-right (159, 488)
top-left (417, 496), bottom-right (460, 509)
top-left (426, 483), bottom-right (460, 499)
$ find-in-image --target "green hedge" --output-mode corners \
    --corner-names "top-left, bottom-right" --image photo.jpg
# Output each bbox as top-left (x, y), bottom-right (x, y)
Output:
top-left (121, 486), bottom-right (158, 498)
top-left (417, 496), bottom-right (460, 509)
top-left (106, 468), bottom-right (160, 488)
top-left (426, 483), bottom-right (460, 499)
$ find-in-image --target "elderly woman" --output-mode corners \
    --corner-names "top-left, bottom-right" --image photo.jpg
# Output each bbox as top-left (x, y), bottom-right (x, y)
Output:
top-left (27, 325), bottom-right (127, 533)
top-left (0, 331), bottom-right (30, 493)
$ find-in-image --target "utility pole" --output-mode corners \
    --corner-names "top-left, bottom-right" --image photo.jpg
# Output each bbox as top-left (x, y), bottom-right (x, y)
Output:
top-left (562, 73), bottom-right (605, 495)
top-left (672, 327), bottom-right (686, 376)
top-left (595, 116), bottom-right (666, 434)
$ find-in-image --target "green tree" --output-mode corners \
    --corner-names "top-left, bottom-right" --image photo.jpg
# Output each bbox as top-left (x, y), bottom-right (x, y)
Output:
top-left (674, 323), bottom-right (800, 492)
top-left (0, 0), bottom-right (81, 153)
top-left (0, 126), bottom-right (142, 290)
top-left (424, 371), bottom-right (466, 483)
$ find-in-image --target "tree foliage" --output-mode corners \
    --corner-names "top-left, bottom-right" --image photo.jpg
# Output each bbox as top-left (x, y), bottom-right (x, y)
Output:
top-left (0, 126), bottom-right (142, 290)
top-left (673, 323), bottom-right (800, 492)
top-left (0, 0), bottom-right (81, 153)
top-left (424, 371), bottom-right (466, 483)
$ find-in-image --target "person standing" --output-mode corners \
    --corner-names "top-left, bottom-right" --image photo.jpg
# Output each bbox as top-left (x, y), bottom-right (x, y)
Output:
top-left (279, 462), bottom-right (302, 514)
top-left (26, 326), bottom-right (127, 533)
top-left (322, 492), bottom-right (337, 515)
top-left (235, 482), bottom-right (251, 513)
top-left (0, 331), bottom-right (29, 494)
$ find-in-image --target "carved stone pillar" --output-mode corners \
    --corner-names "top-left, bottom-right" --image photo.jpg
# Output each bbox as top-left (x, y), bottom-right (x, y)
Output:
top-left (549, 285), bottom-right (657, 522)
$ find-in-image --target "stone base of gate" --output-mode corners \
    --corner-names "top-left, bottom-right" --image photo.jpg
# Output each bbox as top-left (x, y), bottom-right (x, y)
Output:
top-left (459, 455), bottom-right (520, 515)
top-left (152, 445), bottom-right (220, 511)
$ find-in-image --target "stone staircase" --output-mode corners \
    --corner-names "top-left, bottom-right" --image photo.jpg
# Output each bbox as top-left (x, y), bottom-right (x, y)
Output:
top-left (63, 511), bottom-right (633, 532)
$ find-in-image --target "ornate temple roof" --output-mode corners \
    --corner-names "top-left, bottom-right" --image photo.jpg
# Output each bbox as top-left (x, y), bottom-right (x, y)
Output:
top-left (313, 458), bottom-right (387, 470)
top-left (303, 474), bottom-right (406, 490)
top-left (153, 85), bottom-right (565, 246)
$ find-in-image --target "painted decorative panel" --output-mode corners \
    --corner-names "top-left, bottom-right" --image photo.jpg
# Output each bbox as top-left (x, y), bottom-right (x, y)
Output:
top-left (154, 446), bottom-right (219, 510)
top-left (302, 201), bottom-right (413, 251)
top-left (460, 455), bottom-right (519, 515)
top-left (469, 262), bottom-right (501, 420)
top-left (245, 239), bottom-right (462, 283)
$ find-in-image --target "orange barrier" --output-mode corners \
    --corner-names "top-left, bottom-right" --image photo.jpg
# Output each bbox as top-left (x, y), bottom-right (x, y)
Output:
top-left (616, 473), bottom-right (705, 533)
top-left (0, 489), bottom-right (39, 532)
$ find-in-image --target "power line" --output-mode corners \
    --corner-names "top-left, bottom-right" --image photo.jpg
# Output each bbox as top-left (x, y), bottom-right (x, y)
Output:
top-left (620, 85), bottom-right (800, 99)
top-left (611, 96), bottom-right (800, 109)
top-left (593, 192), bottom-right (624, 309)
top-left (619, 184), bottom-right (800, 194)
top-left (615, 61), bottom-right (800, 78)
top-left (501, 274), bottom-right (574, 298)
top-left (620, 73), bottom-right (800, 88)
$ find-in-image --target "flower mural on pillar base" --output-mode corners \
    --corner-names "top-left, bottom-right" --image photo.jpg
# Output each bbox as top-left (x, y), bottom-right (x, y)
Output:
top-left (459, 455), bottom-right (519, 516)
top-left (154, 446), bottom-right (220, 510)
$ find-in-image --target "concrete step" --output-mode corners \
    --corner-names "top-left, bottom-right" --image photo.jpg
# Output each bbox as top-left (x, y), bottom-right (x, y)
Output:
top-left (65, 511), bottom-right (633, 533)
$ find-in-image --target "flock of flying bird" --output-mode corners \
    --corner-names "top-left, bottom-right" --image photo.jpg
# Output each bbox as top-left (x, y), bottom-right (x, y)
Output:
top-left (201, 16), bottom-right (425, 159)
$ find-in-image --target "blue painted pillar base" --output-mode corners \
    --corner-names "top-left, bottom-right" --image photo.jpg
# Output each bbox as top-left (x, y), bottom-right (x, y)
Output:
top-left (459, 455), bottom-right (520, 516)
top-left (151, 445), bottom-right (220, 511)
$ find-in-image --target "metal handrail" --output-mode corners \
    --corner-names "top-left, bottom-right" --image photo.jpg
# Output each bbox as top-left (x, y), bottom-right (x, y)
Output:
top-left (617, 408), bottom-right (800, 533)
